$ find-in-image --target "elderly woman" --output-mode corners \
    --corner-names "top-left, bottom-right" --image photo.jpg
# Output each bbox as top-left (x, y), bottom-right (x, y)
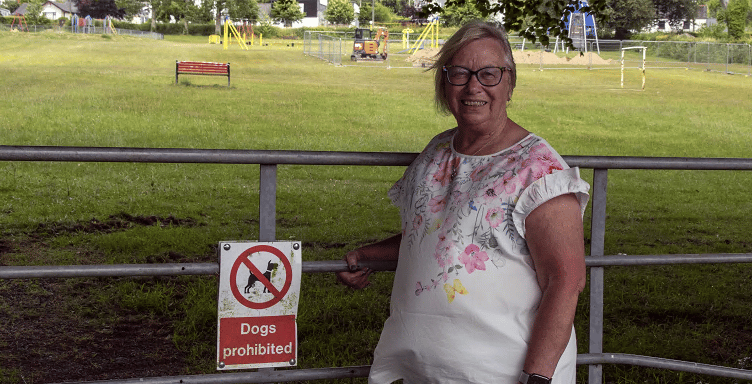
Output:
top-left (338, 21), bottom-right (590, 384)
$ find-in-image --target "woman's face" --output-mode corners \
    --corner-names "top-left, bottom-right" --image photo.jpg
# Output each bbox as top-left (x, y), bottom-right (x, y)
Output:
top-left (445, 37), bottom-right (513, 132)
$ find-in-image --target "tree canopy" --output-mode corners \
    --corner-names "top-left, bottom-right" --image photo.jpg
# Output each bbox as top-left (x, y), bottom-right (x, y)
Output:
top-left (598, 0), bottom-right (655, 39)
top-left (74, 0), bottom-right (126, 18)
top-left (421, 0), bottom-right (611, 46)
top-left (324, 0), bottom-right (354, 25)
top-left (270, 0), bottom-right (305, 27)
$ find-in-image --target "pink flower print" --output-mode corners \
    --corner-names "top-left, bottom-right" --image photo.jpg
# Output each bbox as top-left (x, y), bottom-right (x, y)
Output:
top-left (458, 244), bottom-right (489, 274)
top-left (469, 163), bottom-right (493, 182)
top-left (434, 231), bottom-right (455, 268)
top-left (412, 214), bottom-right (424, 231)
top-left (485, 206), bottom-right (504, 228)
top-left (520, 157), bottom-right (563, 188)
top-left (432, 157), bottom-right (461, 187)
top-left (428, 194), bottom-right (448, 213)
top-left (482, 171), bottom-right (517, 203)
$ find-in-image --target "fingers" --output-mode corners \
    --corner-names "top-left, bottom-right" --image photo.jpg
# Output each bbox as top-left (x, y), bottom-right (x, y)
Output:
top-left (337, 249), bottom-right (375, 289)
top-left (345, 250), bottom-right (360, 272)
top-left (336, 267), bottom-right (373, 290)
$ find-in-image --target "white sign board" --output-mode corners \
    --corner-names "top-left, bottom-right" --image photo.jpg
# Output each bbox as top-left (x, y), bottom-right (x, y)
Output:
top-left (217, 241), bottom-right (302, 370)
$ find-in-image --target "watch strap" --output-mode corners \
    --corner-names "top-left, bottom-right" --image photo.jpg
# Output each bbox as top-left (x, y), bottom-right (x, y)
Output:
top-left (519, 370), bottom-right (552, 384)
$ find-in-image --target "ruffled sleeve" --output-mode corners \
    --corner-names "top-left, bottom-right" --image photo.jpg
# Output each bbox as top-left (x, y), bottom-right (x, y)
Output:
top-left (512, 167), bottom-right (590, 239)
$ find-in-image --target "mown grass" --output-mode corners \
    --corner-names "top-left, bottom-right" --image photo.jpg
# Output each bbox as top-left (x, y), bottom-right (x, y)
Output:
top-left (1, 31), bottom-right (752, 383)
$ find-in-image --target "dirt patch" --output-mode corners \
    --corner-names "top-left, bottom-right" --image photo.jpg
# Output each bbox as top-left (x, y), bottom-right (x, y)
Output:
top-left (30, 213), bottom-right (200, 239)
top-left (406, 48), bottom-right (613, 67)
top-left (0, 279), bottom-right (188, 383)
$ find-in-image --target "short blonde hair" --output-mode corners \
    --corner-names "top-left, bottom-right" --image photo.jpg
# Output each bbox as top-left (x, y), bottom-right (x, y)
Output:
top-left (430, 21), bottom-right (517, 114)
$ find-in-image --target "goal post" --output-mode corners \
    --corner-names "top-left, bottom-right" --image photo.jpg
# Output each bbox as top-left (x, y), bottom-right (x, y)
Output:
top-left (621, 46), bottom-right (646, 90)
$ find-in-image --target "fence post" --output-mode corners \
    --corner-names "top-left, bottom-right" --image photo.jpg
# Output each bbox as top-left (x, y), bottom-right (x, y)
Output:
top-left (259, 164), bottom-right (277, 242)
top-left (588, 168), bottom-right (608, 384)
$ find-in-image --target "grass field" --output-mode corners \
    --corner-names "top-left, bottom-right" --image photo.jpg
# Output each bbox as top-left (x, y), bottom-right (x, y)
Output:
top-left (1, 30), bottom-right (752, 384)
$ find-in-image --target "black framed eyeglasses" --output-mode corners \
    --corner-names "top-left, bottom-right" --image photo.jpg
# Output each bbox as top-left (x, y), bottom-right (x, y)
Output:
top-left (443, 65), bottom-right (510, 86)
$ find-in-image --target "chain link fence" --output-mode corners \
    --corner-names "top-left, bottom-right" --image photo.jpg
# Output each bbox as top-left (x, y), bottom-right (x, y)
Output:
top-left (303, 31), bottom-right (751, 76)
top-left (303, 31), bottom-right (345, 66)
top-left (1, 24), bottom-right (164, 40)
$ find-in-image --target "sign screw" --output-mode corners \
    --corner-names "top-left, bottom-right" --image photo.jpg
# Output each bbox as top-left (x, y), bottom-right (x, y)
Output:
top-left (223, 244), bottom-right (231, 251)
top-left (293, 243), bottom-right (300, 250)
top-left (289, 358), bottom-right (296, 365)
top-left (218, 361), bottom-right (225, 368)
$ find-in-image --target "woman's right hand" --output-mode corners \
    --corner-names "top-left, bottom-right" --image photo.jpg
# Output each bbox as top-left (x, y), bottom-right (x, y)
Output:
top-left (336, 249), bottom-right (373, 289)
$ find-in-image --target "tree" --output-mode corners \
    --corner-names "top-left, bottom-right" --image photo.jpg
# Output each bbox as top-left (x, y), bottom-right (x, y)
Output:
top-left (75, 0), bottom-right (126, 18)
top-left (598, 0), bottom-right (655, 39)
top-left (357, 1), bottom-right (393, 24)
top-left (115, 0), bottom-right (148, 20)
top-left (726, 0), bottom-right (749, 39)
top-left (655, 0), bottom-right (698, 29)
top-left (227, 0), bottom-right (259, 22)
top-left (1, 0), bottom-right (21, 13)
top-left (270, 0), bottom-right (304, 27)
top-left (324, 0), bottom-right (354, 25)
top-left (23, 0), bottom-right (46, 23)
top-left (421, 0), bottom-right (611, 47)
top-left (441, 1), bottom-right (483, 27)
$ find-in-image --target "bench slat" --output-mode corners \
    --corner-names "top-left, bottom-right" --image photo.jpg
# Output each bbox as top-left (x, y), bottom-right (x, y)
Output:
top-left (175, 61), bottom-right (230, 86)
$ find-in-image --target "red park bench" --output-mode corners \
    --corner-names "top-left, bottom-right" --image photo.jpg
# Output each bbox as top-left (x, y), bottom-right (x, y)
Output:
top-left (175, 61), bottom-right (230, 86)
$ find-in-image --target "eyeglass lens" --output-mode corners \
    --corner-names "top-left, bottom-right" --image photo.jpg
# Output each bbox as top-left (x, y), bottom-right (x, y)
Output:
top-left (445, 66), bottom-right (505, 86)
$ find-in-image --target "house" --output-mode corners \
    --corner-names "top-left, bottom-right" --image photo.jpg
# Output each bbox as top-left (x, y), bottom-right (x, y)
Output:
top-left (1, 7), bottom-right (11, 17)
top-left (12, 1), bottom-right (79, 20)
top-left (649, 5), bottom-right (716, 33)
top-left (259, 0), bottom-right (324, 27)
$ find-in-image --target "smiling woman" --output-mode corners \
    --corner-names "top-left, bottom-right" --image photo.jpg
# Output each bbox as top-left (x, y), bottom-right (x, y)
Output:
top-left (336, 21), bottom-right (591, 384)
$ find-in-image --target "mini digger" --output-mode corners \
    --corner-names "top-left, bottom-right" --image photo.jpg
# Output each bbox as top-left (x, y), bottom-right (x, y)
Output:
top-left (351, 28), bottom-right (389, 61)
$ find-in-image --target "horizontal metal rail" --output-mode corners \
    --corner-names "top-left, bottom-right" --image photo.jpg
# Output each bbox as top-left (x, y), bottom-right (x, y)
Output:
top-left (55, 365), bottom-right (371, 384)
top-left (4, 146), bottom-right (752, 170)
top-left (577, 354), bottom-right (752, 380)
top-left (53, 354), bottom-right (752, 384)
top-left (3, 145), bottom-right (752, 384)
top-left (3, 255), bottom-right (752, 279)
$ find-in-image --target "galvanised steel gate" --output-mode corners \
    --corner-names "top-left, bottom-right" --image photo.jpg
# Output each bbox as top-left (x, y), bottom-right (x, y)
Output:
top-left (1, 146), bottom-right (752, 384)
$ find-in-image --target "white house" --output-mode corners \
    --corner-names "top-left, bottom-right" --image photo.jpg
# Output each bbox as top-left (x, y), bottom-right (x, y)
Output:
top-left (13, 1), bottom-right (78, 20)
top-left (259, 0), bottom-right (325, 27)
top-left (648, 5), bottom-right (716, 33)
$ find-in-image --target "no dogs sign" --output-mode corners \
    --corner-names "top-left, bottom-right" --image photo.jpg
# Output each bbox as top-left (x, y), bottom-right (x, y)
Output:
top-left (217, 241), bottom-right (302, 370)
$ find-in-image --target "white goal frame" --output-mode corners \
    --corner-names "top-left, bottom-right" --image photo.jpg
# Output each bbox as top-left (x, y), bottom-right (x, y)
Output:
top-left (621, 46), bottom-right (647, 90)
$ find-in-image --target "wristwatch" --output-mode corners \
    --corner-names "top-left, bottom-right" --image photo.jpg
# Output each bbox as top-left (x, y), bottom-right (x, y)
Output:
top-left (519, 370), bottom-right (552, 384)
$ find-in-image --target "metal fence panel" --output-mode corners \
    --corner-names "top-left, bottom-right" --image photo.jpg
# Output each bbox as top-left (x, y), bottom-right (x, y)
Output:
top-left (2, 146), bottom-right (752, 383)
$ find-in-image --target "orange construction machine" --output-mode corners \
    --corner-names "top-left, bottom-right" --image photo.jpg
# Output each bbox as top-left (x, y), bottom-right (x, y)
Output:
top-left (351, 28), bottom-right (389, 61)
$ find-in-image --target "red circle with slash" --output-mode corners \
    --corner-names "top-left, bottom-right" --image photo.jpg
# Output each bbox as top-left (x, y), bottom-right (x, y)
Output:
top-left (229, 245), bottom-right (293, 309)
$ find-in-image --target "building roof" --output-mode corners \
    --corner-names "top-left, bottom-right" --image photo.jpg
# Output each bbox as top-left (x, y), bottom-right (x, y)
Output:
top-left (12, 3), bottom-right (28, 15)
top-left (44, 1), bottom-right (79, 13)
top-left (13, 1), bottom-right (79, 15)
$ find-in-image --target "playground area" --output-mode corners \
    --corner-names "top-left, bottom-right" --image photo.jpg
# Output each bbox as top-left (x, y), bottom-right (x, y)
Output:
top-left (1, 29), bottom-right (752, 384)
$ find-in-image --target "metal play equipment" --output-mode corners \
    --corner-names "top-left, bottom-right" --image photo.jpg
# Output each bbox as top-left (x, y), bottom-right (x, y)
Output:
top-left (222, 17), bottom-right (249, 50)
top-left (403, 18), bottom-right (439, 54)
top-left (621, 46), bottom-right (647, 90)
top-left (10, 0), bottom-right (28, 32)
top-left (555, 0), bottom-right (600, 54)
top-left (105, 15), bottom-right (117, 34)
top-left (401, 28), bottom-right (414, 49)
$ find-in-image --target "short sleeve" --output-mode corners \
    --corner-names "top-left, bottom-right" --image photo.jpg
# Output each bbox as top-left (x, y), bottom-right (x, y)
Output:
top-left (512, 167), bottom-right (590, 239)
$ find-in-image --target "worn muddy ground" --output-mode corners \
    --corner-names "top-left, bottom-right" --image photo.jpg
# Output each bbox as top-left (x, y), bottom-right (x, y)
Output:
top-left (0, 214), bottom-right (206, 384)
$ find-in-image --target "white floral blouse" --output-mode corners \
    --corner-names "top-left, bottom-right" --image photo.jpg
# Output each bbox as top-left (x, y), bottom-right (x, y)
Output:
top-left (368, 128), bottom-right (590, 384)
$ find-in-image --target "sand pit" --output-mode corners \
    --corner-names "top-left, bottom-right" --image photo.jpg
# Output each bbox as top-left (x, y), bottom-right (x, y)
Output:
top-left (407, 48), bottom-right (613, 67)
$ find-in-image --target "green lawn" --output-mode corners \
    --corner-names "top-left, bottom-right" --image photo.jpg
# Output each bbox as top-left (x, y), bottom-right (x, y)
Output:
top-left (1, 31), bottom-right (751, 384)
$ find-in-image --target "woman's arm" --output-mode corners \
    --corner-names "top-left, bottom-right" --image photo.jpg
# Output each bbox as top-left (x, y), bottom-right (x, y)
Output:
top-left (521, 193), bottom-right (587, 380)
top-left (336, 234), bottom-right (402, 289)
